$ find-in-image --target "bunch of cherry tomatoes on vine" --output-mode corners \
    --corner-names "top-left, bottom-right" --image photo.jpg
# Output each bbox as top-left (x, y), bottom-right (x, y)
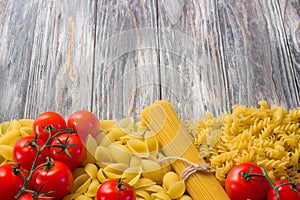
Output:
top-left (0, 111), bottom-right (136, 200)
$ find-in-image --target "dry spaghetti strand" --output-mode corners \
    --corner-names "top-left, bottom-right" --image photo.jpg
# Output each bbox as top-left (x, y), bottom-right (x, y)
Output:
top-left (140, 100), bottom-right (230, 200)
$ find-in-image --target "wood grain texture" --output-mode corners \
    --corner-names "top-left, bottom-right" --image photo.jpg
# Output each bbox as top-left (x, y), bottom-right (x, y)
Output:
top-left (219, 0), bottom-right (299, 109)
top-left (0, 0), bottom-right (40, 121)
top-left (92, 0), bottom-right (160, 121)
top-left (0, 0), bottom-right (96, 121)
top-left (157, 0), bottom-right (231, 119)
top-left (0, 0), bottom-right (299, 123)
top-left (259, 0), bottom-right (299, 107)
top-left (158, 0), bottom-right (300, 120)
top-left (279, 0), bottom-right (300, 91)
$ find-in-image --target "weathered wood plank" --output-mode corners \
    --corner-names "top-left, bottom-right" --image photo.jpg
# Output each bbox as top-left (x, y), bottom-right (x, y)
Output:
top-left (255, 1), bottom-right (300, 109)
top-left (1, 0), bottom-right (299, 123)
top-left (0, 0), bottom-right (40, 121)
top-left (93, 0), bottom-right (160, 121)
top-left (0, 0), bottom-right (96, 121)
top-left (279, 0), bottom-right (300, 91)
top-left (157, 0), bottom-right (299, 120)
top-left (218, 0), bottom-right (299, 108)
top-left (157, 0), bottom-right (229, 119)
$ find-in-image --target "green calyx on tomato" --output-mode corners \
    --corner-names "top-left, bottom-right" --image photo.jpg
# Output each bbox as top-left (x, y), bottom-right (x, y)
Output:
top-left (18, 192), bottom-right (52, 200)
top-left (267, 179), bottom-right (300, 200)
top-left (0, 163), bottom-right (30, 200)
top-left (49, 133), bottom-right (87, 170)
top-left (225, 163), bottom-right (300, 200)
top-left (240, 164), bottom-right (266, 180)
top-left (49, 133), bottom-right (79, 159)
top-left (0, 110), bottom-right (100, 199)
top-left (13, 135), bottom-right (49, 171)
top-left (116, 178), bottom-right (135, 195)
top-left (12, 110), bottom-right (100, 200)
top-left (13, 111), bottom-right (92, 199)
top-left (33, 112), bottom-right (67, 142)
top-left (31, 159), bottom-right (73, 200)
top-left (97, 178), bottom-right (136, 200)
top-left (225, 163), bottom-right (270, 200)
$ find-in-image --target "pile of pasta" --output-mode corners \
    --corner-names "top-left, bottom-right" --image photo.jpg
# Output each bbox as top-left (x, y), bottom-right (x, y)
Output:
top-left (0, 118), bottom-right (192, 200)
top-left (188, 100), bottom-right (300, 184)
top-left (2, 100), bottom-right (300, 199)
top-left (67, 118), bottom-right (191, 200)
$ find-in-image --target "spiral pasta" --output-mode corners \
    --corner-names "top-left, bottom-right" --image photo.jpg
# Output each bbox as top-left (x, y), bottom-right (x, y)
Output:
top-left (192, 100), bottom-right (300, 184)
top-left (3, 100), bottom-right (298, 199)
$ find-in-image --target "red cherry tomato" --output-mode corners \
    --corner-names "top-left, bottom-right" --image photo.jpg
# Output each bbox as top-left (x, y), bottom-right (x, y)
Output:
top-left (31, 160), bottom-right (73, 200)
top-left (18, 193), bottom-right (52, 200)
top-left (49, 133), bottom-right (87, 170)
top-left (0, 163), bottom-right (30, 200)
top-left (67, 110), bottom-right (100, 140)
top-left (13, 136), bottom-right (49, 171)
top-left (225, 163), bottom-right (270, 200)
top-left (96, 179), bottom-right (136, 200)
top-left (267, 179), bottom-right (300, 200)
top-left (33, 112), bottom-right (67, 142)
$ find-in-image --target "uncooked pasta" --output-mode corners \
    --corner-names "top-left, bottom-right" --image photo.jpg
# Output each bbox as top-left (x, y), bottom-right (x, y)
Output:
top-left (190, 100), bottom-right (300, 184)
top-left (63, 117), bottom-right (192, 200)
top-left (140, 100), bottom-right (230, 200)
top-left (2, 100), bottom-right (298, 199)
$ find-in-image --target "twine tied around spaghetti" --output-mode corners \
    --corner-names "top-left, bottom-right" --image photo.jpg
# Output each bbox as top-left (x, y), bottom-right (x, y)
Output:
top-left (159, 156), bottom-right (215, 182)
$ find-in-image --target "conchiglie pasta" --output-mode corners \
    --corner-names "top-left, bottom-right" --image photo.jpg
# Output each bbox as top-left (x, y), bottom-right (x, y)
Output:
top-left (1, 116), bottom-right (193, 200)
top-left (108, 143), bottom-right (132, 165)
top-left (127, 138), bottom-right (149, 158)
top-left (167, 180), bottom-right (186, 199)
top-left (71, 174), bottom-right (90, 193)
top-left (162, 171), bottom-right (179, 190)
top-left (85, 178), bottom-right (100, 197)
top-left (66, 117), bottom-right (191, 199)
top-left (141, 160), bottom-right (165, 183)
top-left (136, 189), bottom-right (152, 200)
top-left (121, 166), bottom-right (142, 186)
top-left (94, 146), bottom-right (113, 164)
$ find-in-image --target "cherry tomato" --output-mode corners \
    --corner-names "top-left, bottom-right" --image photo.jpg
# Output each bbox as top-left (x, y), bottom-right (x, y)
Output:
top-left (33, 112), bottom-right (67, 142)
top-left (31, 160), bottom-right (73, 200)
top-left (67, 110), bottom-right (100, 140)
top-left (225, 163), bottom-right (270, 200)
top-left (267, 179), bottom-right (300, 200)
top-left (18, 193), bottom-right (52, 200)
top-left (96, 179), bottom-right (136, 200)
top-left (0, 163), bottom-right (30, 200)
top-left (49, 133), bottom-right (87, 170)
top-left (13, 136), bottom-right (49, 171)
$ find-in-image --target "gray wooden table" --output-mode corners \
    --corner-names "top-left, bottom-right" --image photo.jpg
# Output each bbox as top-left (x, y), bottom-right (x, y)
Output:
top-left (0, 0), bottom-right (299, 123)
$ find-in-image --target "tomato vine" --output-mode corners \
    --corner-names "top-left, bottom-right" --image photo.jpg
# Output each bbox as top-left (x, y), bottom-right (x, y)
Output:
top-left (225, 163), bottom-right (300, 200)
top-left (14, 124), bottom-right (78, 199)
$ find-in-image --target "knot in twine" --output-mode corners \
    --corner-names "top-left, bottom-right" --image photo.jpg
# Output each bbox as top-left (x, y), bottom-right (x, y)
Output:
top-left (159, 156), bottom-right (215, 182)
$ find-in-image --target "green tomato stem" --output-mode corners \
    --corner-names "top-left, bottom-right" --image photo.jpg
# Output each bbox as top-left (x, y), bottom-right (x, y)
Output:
top-left (15, 125), bottom-right (75, 199)
top-left (241, 165), bottom-right (300, 200)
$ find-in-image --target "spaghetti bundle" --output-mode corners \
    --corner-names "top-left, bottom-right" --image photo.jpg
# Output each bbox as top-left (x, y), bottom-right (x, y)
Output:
top-left (140, 100), bottom-right (229, 200)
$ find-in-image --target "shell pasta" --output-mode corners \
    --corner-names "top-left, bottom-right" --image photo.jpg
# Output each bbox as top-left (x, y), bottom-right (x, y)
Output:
top-left (2, 100), bottom-right (299, 199)
top-left (0, 118), bottom-right (192, 200)
top-left (64, 118), bottom-right (192, 200)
